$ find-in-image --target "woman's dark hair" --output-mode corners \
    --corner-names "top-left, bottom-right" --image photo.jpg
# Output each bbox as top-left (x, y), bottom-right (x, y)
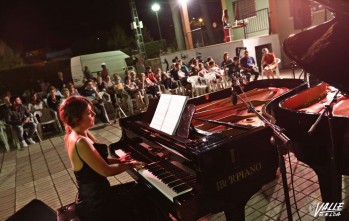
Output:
top-left (59, 96), bottom-right (92, 129)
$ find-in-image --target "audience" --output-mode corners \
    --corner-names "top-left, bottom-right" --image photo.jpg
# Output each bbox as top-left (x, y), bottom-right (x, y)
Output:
top-left (6, 96), bottom-right (37, 148)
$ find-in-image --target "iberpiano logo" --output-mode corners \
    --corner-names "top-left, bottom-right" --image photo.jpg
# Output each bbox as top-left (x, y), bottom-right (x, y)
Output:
top-left (309, 201), bottom-right (344, 217)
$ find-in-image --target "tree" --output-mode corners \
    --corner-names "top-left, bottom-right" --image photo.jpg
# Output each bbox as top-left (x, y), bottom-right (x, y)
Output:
top-left (107, 24), bottom-right (134, 50)
top-left (0, 40), bottom-right (23, 70)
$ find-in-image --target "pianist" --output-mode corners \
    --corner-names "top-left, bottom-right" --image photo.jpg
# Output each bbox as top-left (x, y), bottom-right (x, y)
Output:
top-left (59, 96), bottom-right (165, 221)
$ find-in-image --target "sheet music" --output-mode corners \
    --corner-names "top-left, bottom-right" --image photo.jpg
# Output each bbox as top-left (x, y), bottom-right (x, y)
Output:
top-left (150, 94), bottom-right (188, 135)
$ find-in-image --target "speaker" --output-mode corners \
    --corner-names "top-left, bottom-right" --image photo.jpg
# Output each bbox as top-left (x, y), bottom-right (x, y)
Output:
top-left (293, 0), bottom-right (312, 30)
top-left (6, 199), bottom-right (56, 221)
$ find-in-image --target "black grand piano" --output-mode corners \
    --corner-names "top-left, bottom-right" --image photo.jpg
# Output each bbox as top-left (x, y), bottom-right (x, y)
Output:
top-left (264, 1), bottom-right (349, 219)
top-left (110, 79), bottom-right (302, 221)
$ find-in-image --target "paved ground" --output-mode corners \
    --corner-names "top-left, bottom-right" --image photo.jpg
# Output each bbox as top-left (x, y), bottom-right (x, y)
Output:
top-left (1, 68), bottom-right (348, 221)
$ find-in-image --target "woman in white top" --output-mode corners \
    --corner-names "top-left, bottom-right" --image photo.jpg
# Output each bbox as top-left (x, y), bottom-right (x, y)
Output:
top-left (28, 93), bottom-right (44, 118)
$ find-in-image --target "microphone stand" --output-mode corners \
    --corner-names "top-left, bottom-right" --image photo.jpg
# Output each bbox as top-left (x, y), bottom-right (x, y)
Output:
top-left (235, 85), bottom-right (294, 221)
top-left (307, 90), bottom-right (342, 204)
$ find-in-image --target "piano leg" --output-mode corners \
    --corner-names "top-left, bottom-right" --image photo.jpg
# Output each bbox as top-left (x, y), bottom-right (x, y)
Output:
top-left (313, 166), bottom-right (342, 221)
top-left (223, 199), bottom-right (248, 221)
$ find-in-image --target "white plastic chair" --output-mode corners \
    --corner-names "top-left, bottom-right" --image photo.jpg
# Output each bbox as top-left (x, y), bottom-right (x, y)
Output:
top-left (187, 76), bottom-right (208, 97)
top-left (34, 108), bottom-right (63, 139)
top-left (0, 120), bottom-right (10, 151)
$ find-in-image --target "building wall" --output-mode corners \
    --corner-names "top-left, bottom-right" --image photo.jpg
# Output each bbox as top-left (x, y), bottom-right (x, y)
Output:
top-left (269, 0), bottom-right (333, 66)
top-left (223, 0), bottom-right (333, 67)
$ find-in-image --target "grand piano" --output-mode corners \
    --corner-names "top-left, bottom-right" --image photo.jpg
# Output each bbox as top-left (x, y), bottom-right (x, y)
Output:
top-left (110, 79), bottom-right (302, 221)
top-left (264, 1), bottom-right (349, 218)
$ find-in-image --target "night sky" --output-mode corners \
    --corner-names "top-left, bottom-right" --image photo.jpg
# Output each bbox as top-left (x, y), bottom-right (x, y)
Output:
top-left (0, 0), bottom-right (221, 53)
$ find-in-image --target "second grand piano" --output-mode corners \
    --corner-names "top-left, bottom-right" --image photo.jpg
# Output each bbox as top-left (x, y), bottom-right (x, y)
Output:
top-left (110, 79), bottom-right (302, 221)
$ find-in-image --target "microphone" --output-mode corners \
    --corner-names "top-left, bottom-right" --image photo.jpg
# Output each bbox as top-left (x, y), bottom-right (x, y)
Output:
top-left (231, 87), bottom-right (238, 105)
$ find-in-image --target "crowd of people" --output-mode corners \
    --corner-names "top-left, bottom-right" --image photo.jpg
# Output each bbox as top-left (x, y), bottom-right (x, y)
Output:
top-left (0, 48), bottom-right (277, 148)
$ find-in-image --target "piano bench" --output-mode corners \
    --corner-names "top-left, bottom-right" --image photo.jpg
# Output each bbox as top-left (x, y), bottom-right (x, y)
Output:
top-left (56, 202), bottom-right (81, 221)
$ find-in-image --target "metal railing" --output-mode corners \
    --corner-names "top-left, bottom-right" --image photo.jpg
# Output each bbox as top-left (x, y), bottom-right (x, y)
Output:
top-left (244, 8), bottom-right (270, 38)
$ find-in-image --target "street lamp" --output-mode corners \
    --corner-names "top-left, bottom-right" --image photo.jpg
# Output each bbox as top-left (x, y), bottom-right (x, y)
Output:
top-left (151, 3), bottom-right (163, 50)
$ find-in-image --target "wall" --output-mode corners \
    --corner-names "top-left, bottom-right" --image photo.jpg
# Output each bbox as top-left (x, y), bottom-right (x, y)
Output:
top-left (269, 0), bottom-right (333, 66)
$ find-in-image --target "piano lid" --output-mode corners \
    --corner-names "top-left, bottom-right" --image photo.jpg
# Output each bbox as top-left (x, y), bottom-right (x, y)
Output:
top-left (283, 0), bottom-right (349, 94)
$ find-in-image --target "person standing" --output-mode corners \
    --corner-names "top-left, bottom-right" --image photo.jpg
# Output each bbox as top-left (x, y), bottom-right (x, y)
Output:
top-left (222, 9), bottom-right (230, 43)
top-left (6, 96), bottom-right (37, 148)
top-left (100, 63), bottom-right (109, 82)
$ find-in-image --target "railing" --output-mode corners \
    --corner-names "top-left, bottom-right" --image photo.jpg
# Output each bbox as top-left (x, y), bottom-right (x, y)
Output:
top-left (244, 8), bottom-right (270, 38)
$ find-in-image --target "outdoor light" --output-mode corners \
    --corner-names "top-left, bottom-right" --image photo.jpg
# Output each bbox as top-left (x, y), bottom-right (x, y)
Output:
top-left (178, 0), bottom-right (188, 6)
top-left (198, 18), bottom-right (203, 23)
top-left (151, 3), bottom-right (163, 49)
top-left (151, 3), bottom-right (160, 12)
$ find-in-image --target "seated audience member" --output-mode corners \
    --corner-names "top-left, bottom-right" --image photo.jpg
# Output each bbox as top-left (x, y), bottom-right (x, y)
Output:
top-left (191, 59), bottom-right (200, 76)
top-left (96, 76), bottom-right (108, 92)
top-left (6, 96), bottom-right (37, 148)
top-left (161, 73), bottom-right (178, 91)
top-left (139, 73), bottom-right (160, 97)
top-left (0, 95), bottom-right (11, 121)
top-left (145, 66), bottom-right (158, 84)
top-left (124, 76), bottom-right (146, 110)
top-left (67, 82), bottom-right (80, 96)
top-left (198, 63), bottom-right (208, 77)
top-left (170, 63), bottom-right (192, 93)
top-left (207, 61), bottom-right (223, 81)
top-left (178, 60), bottom-right (190, 76)
top-left (58, 96), bottom-right (166, 221)
top-left (154, 68), bottom-right (163, 81)
top-left (240, 50), bottom-right (260, 81)
top-left (28, 93), bottom-right (44, 119)
top-left (261, 48), bottom-right (277, 79)
top-left (81, 80), bottom-right (110, 124)
top-left (124, 70), bottom-right (132, 82)
top-left (47, 86), bottom-right (62, 112)
top-left (130, 71), bottom-right (140, 84)
top-left (60, 88), bottom-right (70, 105)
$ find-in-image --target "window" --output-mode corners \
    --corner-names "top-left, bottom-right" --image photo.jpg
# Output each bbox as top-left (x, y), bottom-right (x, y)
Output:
top-left (290, 0), bottom-right (324, 17)
top-left (232, 0), bottom-right (256, 21)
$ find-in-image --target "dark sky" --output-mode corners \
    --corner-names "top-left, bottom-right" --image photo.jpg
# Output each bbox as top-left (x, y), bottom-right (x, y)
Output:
top-left (0, 0), bottom-right (220, 52)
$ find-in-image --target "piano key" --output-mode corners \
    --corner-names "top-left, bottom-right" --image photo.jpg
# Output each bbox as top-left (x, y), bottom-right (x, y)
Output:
top-left (138, 169), bottom-right (192, 202)
top-left (114, 149), bottom-right (127, 157)
top-left (172, 184), bottom-right (192, 193)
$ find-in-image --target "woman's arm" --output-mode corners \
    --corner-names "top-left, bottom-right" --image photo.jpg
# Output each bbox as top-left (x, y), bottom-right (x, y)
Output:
top-left (76, 138), bottom-right (132, 176)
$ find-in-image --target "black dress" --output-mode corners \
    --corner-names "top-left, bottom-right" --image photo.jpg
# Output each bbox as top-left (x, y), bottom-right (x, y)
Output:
top-left (74, 143), bottom-right (165, 221)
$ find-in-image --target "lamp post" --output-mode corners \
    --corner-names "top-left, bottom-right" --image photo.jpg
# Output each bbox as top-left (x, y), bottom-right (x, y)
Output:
top-left (178, 0), bottom-right (193, 49)
top-left (151, 3), bottom-right (163, 50)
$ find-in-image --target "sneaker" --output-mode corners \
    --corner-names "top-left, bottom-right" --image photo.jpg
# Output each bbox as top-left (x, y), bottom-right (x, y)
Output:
top-left (26, 138), bottom-right (36, 145)
top-left (21, 140), bottom-right (28, 148)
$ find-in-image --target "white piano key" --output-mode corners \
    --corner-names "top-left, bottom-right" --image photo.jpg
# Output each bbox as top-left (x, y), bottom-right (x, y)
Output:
top-left (138, 168), bottom-right (192, 202)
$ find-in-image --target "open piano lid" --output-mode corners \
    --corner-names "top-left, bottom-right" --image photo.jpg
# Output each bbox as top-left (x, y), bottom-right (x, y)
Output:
top-left (283, 0), bottom-right (349, 94)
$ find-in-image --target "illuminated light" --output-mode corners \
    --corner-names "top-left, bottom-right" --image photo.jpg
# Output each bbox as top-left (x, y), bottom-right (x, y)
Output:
top-left (198, 18), bottom-right (203, 23)
top-left (151, 3), bottom-right (160, 12)
top-left (178, 0), bottom-right (188, 6)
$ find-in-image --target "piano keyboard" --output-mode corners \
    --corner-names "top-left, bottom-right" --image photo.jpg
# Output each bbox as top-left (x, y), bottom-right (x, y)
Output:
top-left (114, 148), bottom-right (194, 202)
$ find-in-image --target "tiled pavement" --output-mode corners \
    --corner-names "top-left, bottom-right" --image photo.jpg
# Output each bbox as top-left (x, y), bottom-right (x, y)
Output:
top-left (1, 122), bottom-right (348, 221)
top-left (1, 69), bottom-right (348, 221)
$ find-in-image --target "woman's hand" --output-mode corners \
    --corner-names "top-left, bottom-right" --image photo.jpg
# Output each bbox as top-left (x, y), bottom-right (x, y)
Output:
top-left (128, 160), bottom-right (146, 171)
top-left (118, 153), bottom-right (132, 163)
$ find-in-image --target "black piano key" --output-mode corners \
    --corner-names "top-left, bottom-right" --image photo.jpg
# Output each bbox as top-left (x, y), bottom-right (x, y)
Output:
top-left (168, 180), bottom-right (184, 188)
top-left (161, 176), bottom-right (178, 183)
top-left (172, 184), bottom-right (191, 193)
